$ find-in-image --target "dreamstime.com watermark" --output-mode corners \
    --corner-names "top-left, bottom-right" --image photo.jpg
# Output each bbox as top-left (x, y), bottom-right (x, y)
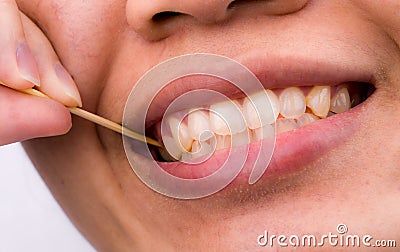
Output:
top-left (257, 224), bottom-right (397, 248)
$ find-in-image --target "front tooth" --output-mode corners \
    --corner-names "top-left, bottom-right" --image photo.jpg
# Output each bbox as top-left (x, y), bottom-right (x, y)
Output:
top-left (306, 86), bottom-right (331, 118)
top-left (275, 118), bottom-right (298, 134)
top-left (330, 87), bottom-right (351, 114)
top-left (296, 113), bottom-right (319, 127)
top-left (279, 87), bottom-right (306, 119)
top-left (188, 109), bottom-right (212, 140)
top-left (253, 124), bottom-right (274, 142)
top-left (167, 115), bottom-right (193, 151)
top-left (243, 90), bottom-right (279, 129)
top-left (178, 123), bottom-right (194, 151)
top-left (210, 100), bottom-right (246, 135)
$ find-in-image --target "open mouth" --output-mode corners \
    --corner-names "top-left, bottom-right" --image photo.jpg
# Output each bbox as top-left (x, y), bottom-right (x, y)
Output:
top-left (125, 54), bottom-right (377, 184)
top-left (148, 82), bottom-right (375, 163)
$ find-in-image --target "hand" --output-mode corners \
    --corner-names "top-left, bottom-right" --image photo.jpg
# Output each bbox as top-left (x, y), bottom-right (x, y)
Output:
top-left (0, 0), bottom-right (82, 146)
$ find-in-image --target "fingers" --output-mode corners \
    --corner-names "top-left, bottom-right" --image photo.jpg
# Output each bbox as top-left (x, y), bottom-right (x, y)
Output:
top-left (0, 85), bottom-right (71, 146)
top-left (0, 2), bottom-right (79, 146)
top-left (21, 13), bottom-right (82, 107)
top-left (0, 0), bottom-right (40, 89)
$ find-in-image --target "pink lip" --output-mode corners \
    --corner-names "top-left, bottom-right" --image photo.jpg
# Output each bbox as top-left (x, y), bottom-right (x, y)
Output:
top-left (132, 52), bottom-right (374, 190)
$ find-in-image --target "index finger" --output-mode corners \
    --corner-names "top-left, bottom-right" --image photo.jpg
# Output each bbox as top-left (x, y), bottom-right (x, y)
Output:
top-left (0, 0), bottom-right (40, 89)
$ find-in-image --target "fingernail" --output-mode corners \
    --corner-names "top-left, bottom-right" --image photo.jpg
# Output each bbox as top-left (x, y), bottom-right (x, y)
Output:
top-left (55, 62), bottom-right (83, 107)
top-left (16, 41), bottom-right (41, 87)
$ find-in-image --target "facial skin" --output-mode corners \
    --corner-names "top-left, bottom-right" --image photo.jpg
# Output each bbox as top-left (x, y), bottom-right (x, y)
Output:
top-left (16, 0), bottom-right (400, 251)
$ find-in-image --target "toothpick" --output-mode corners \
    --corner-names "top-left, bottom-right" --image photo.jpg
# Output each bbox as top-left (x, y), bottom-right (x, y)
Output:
top-left (20, 88), bottom-right (162, 148)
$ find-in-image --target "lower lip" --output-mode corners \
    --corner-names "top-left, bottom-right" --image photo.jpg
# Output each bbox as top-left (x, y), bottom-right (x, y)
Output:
top-left (158, 103), bottom-right (364, 185)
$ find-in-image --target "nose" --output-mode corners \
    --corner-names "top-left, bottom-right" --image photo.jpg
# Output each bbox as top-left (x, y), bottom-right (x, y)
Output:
top-left (126, 0), bottom-right (308, 40)
top-left (126, 0), bottom-right (234, 40)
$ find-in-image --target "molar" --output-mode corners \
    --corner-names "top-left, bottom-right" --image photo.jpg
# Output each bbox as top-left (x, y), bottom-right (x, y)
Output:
top-left (330, 87), bottom-right (351, 114)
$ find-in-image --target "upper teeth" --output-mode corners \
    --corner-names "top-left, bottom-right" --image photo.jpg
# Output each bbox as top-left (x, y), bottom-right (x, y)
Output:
top-left (209, 100), bottom-right (246, 135)
top-left (242, 89), bottom-right (279, 129)
top-left (162, 85), bottom-right (351, 160)
top-left (279, 87), bottom-right (306, 119)
top-left (306, 86), bottom-right (331, 118)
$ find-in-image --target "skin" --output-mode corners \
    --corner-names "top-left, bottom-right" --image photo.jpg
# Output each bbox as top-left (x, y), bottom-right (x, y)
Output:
top-left (1, 0), bottom-right (399, 250)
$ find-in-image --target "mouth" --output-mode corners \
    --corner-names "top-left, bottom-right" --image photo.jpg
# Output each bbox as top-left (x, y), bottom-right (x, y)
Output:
top-left (136, 54), bottom-right (376, 183)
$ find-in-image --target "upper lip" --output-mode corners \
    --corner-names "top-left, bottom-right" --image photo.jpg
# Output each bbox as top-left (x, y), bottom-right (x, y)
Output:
top-left (122, 51), bottom-right (377, 196)
top-left (143, 51), bottom-right (374, 128)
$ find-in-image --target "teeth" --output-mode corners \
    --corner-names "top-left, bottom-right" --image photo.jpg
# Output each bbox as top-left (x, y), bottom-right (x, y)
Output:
top-left (231, 129), bottom-right (251, 147)
top-left (178, 123), bottom-right (194, 151)
top-left (182, 140), bottom-right (213, 161)
top-left (330, 87), bottom-right (351, 114)
top-left (306, 86), bottom-right (331, 118)
top-left (275, 118), bottom-right (298, 134)
top-left (210, 100), bottom-right (246, 135)
top-left (279, 87), bottom-right (306, 119)
top-left (188, 109), bottom-right (212, 141)
top-left (243, 90), bottom-right (279, 129)
top-left (191, 140), bottom-right (202, 153)
top-left (253, 124), bottom-right (274, 142)
top-left (162, 85), bottom-right (356, 157)
top-left (296, 113), bottom-right (319, 127)
top-left (167, 115), bottom-right (193, 151)
top-left (215, 134), bottom-right (231, 150)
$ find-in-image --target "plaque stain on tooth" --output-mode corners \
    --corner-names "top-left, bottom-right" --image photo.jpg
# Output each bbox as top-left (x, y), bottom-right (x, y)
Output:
top-left (306, 86), bottom-right (331, 118)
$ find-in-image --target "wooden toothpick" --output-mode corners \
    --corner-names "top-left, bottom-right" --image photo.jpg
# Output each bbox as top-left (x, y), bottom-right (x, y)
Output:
top-left (20, 88), bottom-right (162, 148)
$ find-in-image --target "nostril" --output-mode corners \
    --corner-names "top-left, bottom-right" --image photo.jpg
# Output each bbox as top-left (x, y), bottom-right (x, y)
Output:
top-left (227, 0), bottom-right (239, 9)
top-left (152, 11), bottom-right (182, 22)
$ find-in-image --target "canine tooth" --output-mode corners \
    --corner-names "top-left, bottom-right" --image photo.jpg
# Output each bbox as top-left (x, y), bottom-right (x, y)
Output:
top-left (232, 129), bottom-right (251, 147)
top-left (162, 136), bottom-right (183, 160)
top-left (253, 124), bottom-right (274, 142)
top-left (210, 100), bottom-right (246, 135)
top-left (330, 87), bottom-right (351, 114)
top-left (306, 86), bottom-right (331, 118)
top-left (178, 123), bottom-right (194, 151)
top-left (275, 118), bottom-right (298, 134)
top-left (188, 109), bottom-right (212, 140)
top-left (296, 113), bottom-right (319, 127)
top-left (243, 90), bottom-right (279, 129)
top-left (279, 87), bottom-right (306, 119)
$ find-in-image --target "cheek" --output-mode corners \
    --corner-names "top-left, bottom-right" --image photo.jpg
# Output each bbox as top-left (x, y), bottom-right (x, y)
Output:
top-left (354, 0), bottom-right (400, 41)
top-left (18, 0), bottom-right (128, 107)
